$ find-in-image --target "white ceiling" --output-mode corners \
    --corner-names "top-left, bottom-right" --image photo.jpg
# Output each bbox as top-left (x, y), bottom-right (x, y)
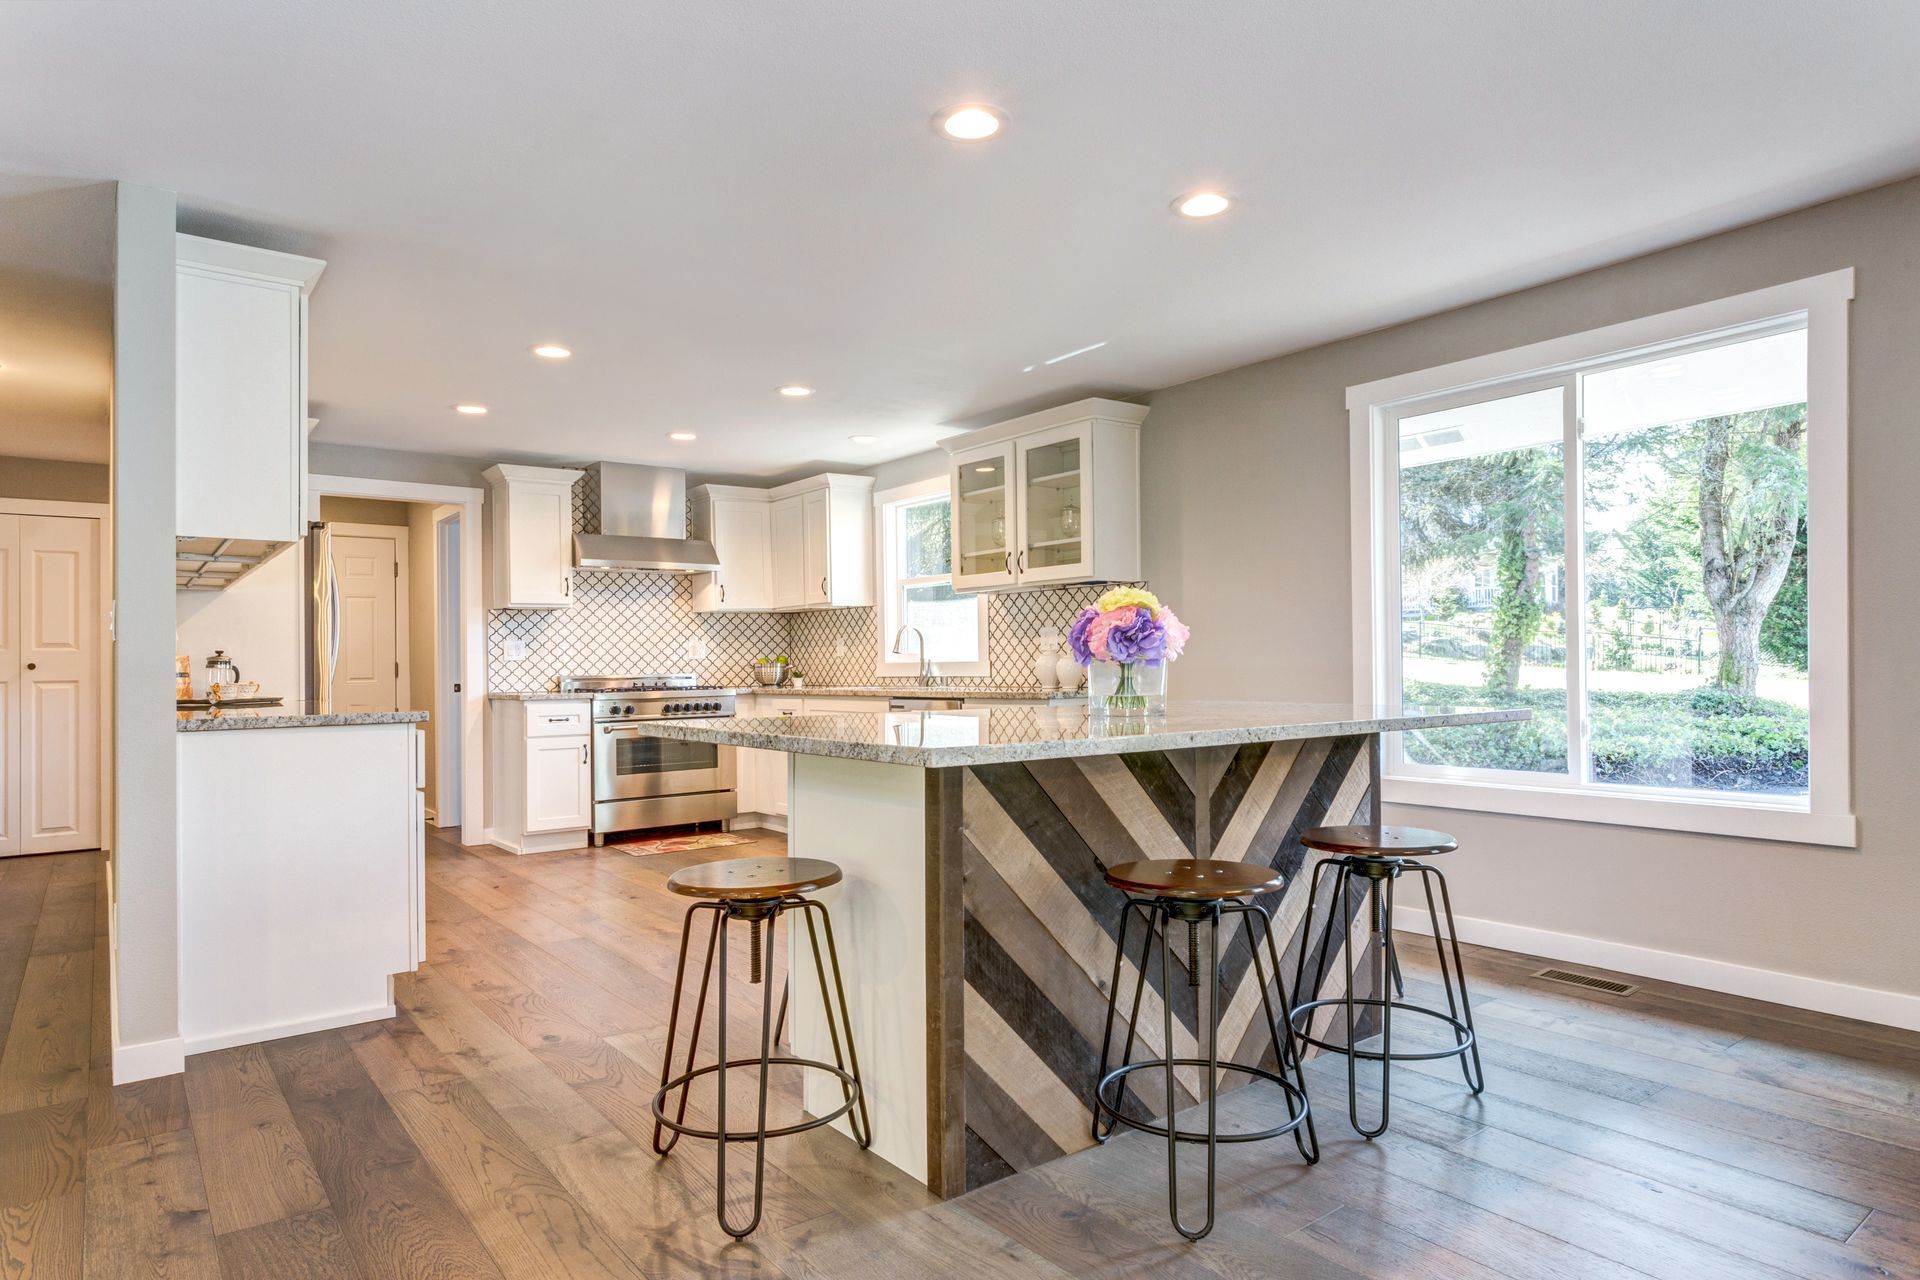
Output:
top-left (0, 176), bottom-right (113, 464)
top-left (4, 1), bottom-right (1919, 480)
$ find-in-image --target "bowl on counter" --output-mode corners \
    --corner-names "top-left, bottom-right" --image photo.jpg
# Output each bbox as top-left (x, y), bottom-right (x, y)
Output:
top-left (752, 661), bottom-right (790, 687)
top-left (209, 680), bottom-right (261, 701)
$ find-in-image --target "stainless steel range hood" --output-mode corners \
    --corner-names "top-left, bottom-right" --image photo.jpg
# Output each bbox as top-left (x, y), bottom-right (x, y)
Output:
top-left (571, 461), bottom-right (722, 574)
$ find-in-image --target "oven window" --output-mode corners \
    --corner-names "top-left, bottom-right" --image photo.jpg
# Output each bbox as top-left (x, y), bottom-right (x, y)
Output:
top-left (611, 736), bottom-right (719, 777)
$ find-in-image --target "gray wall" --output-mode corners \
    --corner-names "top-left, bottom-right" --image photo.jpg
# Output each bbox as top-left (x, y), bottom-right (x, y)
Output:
top-left (0, 455), bottom-right (109, 502)
top-left (1139, 175), bottom-right (1920, 999)
top-left (111, 182), bottom-right (180, 1063)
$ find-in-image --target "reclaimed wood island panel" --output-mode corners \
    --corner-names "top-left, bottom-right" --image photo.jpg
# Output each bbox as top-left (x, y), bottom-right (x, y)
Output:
top-left (624, 700), bottom-right (1526, 1197)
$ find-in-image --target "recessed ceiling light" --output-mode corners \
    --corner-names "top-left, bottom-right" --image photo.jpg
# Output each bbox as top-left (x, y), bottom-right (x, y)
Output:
top-left (1174, 191), bottom-right (1232, 219)
top-left (668, 431), bottom-right (697, 441)
top-left (452, 403), bottom-right (488, 415)
top-left (530, 344), bottom-right (572, 360)
top-left (777, 384), bottom-right (814, 398)
top-left (936, 104), bottom-right (1003, 141)
top-left (848, 434), bottom-right (879, 444)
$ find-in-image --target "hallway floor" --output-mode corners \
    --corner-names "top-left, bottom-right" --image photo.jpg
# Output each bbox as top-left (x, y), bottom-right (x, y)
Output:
top-left (3, 831), bottom-right (1917, 1277)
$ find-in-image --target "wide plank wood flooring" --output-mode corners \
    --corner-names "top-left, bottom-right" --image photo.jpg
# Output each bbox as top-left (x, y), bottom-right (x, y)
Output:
top-left (3, 828), bottom-right (1917, 1277)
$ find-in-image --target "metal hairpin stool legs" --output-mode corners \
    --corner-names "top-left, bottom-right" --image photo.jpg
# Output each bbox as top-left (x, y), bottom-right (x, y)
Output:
top-left (650, 857), bottom-right (870, 1239)
top-left (1288, 825), bottom-right (1483, 1139)
top-left (1089, 859), bottom-right (1317, 1242)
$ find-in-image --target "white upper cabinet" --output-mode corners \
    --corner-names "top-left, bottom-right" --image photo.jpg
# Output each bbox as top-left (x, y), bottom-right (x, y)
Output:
top-left (175, 234), bottom-right (326, 542)
top-left (946, 398), bottom-right (1145, 592)
top-left (952, 440), bottom-right (1018, 592)
top-left (694, 475), bottom-right (871, 613)
top-left (482, 464), bottom-right (583, 609)
top-left (689, 486), bottom-right (773, 612)
top-left (768, 494), bottom-right (806, 610)
top-left (770, 474), bottom-right (872, 611)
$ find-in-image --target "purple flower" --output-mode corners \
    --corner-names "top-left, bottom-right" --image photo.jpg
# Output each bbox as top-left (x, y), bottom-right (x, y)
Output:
top-left (1104, 608), bottom-right (1168, 663)
top-left (1067, 606), bottom-right (1101, 664)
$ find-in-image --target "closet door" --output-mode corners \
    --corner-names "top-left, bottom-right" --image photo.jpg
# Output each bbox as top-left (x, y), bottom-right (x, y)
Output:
top-left (17, 516), bottom-right (100, 854)
top-left (0, 516), bottom-right (18, 856)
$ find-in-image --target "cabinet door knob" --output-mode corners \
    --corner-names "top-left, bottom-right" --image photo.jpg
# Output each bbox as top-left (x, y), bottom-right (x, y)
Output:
top-left (25, 662), bottom-right (35, 671)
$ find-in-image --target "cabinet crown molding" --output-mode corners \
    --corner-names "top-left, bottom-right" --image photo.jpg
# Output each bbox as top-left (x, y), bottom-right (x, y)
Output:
top-left (941, 396), bottom-right (1149, 454)
top-left (176, 232), bottom-right (327, 293)
top-left (767, 472), bottom-right (876, 500)
top-left (482, 463), bottom-right (585, 485)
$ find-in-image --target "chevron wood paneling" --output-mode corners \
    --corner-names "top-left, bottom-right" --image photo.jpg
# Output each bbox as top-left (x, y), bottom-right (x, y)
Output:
top-left (949, 734), bottom-right (1378, 1192)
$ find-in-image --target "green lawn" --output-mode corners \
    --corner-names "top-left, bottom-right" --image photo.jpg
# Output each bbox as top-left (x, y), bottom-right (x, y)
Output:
top-left (1404, 679), bottom-right (1809, 794)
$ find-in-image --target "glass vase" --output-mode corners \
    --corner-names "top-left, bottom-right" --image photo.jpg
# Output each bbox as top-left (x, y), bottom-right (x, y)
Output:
top-left (1087, 659), bottom-right (1167, 717)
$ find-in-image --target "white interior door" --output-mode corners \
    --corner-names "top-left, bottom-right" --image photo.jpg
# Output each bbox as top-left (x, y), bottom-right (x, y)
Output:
top-left (332, 533), bottom-right (399, 713)
top-left (8, 515), bottom-right (101, 855)
top-left (0, 515), bottom-right (18, 856)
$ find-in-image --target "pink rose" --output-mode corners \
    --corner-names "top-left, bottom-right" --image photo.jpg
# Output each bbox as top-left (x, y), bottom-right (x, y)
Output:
top-left (1082, 605), bottom-right (1139, 663)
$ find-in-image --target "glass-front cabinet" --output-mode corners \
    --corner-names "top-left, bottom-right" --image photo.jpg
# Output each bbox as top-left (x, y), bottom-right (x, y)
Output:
top-left (945, 398), bottom-right (1144, 593)
top-left (952, 441), bottom-right (1018, 591)
top-left (1014, 422), bottom-right (1093, 584)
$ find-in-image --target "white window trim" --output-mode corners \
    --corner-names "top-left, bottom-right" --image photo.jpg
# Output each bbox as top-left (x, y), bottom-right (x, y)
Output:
top-left (1347, 269), bottom-right (1855, 847)
top-left (873, 476), bottom-right (990, 677)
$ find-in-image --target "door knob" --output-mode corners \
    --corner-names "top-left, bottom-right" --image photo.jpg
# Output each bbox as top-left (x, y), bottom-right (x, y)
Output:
top-left (25, 662), bottom-right (34, 671)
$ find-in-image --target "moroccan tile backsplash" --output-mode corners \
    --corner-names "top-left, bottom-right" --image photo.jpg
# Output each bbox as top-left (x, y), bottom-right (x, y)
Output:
top-left (487, 574), bottom-right (1115, 692)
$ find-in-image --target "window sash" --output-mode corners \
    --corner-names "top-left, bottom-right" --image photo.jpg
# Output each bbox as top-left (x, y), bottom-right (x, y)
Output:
top-left (875, 479), bottom-right (987, 675)
top-left (1348, 271), bottom-right (1854, 846)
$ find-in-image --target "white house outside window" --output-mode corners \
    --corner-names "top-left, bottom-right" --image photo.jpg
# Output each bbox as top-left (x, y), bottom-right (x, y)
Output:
top-left (875, 478), bottom-right (988, 676)
top-left (1349, 272), bottom-right (1854, 845)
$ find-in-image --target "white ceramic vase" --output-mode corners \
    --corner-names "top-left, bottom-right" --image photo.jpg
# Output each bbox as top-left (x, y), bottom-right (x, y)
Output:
top-left (1034, 635), bottom-right (1060, 690)
top-left (1055, 651), bottom-right (1085, 692)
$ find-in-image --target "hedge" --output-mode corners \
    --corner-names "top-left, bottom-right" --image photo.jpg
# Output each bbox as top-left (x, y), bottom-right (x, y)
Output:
top-left (1403, 681), bottom-right (1808, 793)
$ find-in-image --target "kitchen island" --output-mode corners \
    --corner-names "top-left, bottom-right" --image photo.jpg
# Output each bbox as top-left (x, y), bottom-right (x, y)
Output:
top-left (623, 700), bottom-right (1525, 1196)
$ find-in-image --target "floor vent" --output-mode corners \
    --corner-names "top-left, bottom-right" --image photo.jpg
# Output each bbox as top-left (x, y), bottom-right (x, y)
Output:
top-left (1532, 967), bottom-right (1637, 997)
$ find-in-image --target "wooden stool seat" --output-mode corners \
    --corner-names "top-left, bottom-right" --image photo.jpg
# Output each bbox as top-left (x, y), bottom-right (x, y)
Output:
top-left (1300, 824), bottom-right (1458, 858)
top-left (666, 856), bottom-right (843, 900)
top-left (1103, 858), bottom-right (1283, 900)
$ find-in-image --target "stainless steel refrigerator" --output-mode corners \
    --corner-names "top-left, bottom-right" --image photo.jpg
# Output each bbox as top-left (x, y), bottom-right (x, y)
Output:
top-left (302, 521), bottom-right (340, 712)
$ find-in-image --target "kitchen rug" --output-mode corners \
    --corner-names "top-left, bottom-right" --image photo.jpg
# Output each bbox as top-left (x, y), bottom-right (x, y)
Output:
top-left (613, 832), bottom-right (755, 857)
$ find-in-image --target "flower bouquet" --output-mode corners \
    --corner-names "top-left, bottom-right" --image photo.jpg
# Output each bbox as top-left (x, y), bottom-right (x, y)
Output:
top-left (1067, 587), bottom-right (1189, 716)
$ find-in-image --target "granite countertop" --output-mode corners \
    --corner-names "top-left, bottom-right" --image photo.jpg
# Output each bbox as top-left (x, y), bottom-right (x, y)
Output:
top-left (488, 691), bottom-right (587, 702)
top-left (616, 700), bottom-right (1529, 768)
top-left (177, 707), bottom-right (429, 732)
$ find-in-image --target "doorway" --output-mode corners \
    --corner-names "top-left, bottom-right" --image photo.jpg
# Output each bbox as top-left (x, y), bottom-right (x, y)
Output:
top-left (0, 503), bottom-right (107, 856)
top-left (434, 511), bottom-right (462, 825)
top-left (308, 475), bottom-right (485, 836)
top-left (325, 521), bottom-right (408, 713)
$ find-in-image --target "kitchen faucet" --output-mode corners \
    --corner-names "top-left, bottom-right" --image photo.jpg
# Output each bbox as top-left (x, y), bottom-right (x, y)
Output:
top-left (892, 625), bottom-right (938, 682)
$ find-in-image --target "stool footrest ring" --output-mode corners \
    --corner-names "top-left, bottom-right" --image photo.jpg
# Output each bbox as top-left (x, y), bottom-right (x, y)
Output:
top-left (1289, 997), bottom-right (1476, 1062)
top-left (1092, 1058), bottom-right (1311, 1144)
top-left (651, 1056), bottom-right (861, 1143)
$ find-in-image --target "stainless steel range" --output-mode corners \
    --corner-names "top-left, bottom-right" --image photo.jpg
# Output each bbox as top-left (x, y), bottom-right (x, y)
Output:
top-left (562, 673), bottom-right (738, 844)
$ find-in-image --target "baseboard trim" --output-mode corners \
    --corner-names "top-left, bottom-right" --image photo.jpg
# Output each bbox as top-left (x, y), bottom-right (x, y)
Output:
top-left (1393, 907), bottom-right (1920, 1034)
top-left (490, 829), bottom-right (590, 856)
top-left (182, 1002), bottom-right (398, 1057)
top-left (731, 813), bottom-right (788, 834)
top-left (112, 1036), bottom-right (185, 1084)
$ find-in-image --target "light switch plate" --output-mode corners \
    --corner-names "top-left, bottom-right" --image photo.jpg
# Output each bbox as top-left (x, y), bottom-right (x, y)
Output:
top-left (503, 638), bottom-right (528, 661)
top-left (686, 637), bottom-right (710, 660)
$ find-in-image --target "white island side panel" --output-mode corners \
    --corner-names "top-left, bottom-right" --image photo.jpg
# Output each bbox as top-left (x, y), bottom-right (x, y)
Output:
top-left (787, 752), bottom-right (929, 1184)
top-left (178, 722), bottom-right (420, 1053)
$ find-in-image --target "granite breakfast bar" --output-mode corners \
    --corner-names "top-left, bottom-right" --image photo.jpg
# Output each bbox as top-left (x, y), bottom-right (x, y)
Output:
top-left (624, 700), bottom-right (1527, 1197)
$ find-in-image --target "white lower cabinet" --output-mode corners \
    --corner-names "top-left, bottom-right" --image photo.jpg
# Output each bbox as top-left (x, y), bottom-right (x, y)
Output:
top-left (526, 736), bottom-right (591, 832)
top-left (490, 700), bottom-right (593, 853)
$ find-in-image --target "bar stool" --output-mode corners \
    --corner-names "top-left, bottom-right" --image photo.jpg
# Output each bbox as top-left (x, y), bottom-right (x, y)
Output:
top-left (1090, 858), bottom-right (1317, 1242)
top-left (650, 856), bottom-right (869, 1239)
top-left (1288, 825), bottom-right (1483, 1139)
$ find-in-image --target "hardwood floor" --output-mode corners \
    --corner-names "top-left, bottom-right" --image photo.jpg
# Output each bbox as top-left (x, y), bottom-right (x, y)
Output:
top-left (3, 829), bottom-right (1917, 1277)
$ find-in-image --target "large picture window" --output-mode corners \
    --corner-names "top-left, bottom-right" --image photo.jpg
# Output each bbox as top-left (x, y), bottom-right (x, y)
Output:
top-left (875, 478), bottom-right (988, 676)
top-left (1350, 273), bottom-right (1853, 844)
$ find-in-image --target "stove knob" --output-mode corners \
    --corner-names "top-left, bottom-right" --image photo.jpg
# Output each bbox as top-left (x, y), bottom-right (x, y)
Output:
top-left (667, 703), bottom-right (682, 715)
top-left (622, 704), bottom-right (636, 715)
top-left (707, 700), bottom-right (721, 712)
